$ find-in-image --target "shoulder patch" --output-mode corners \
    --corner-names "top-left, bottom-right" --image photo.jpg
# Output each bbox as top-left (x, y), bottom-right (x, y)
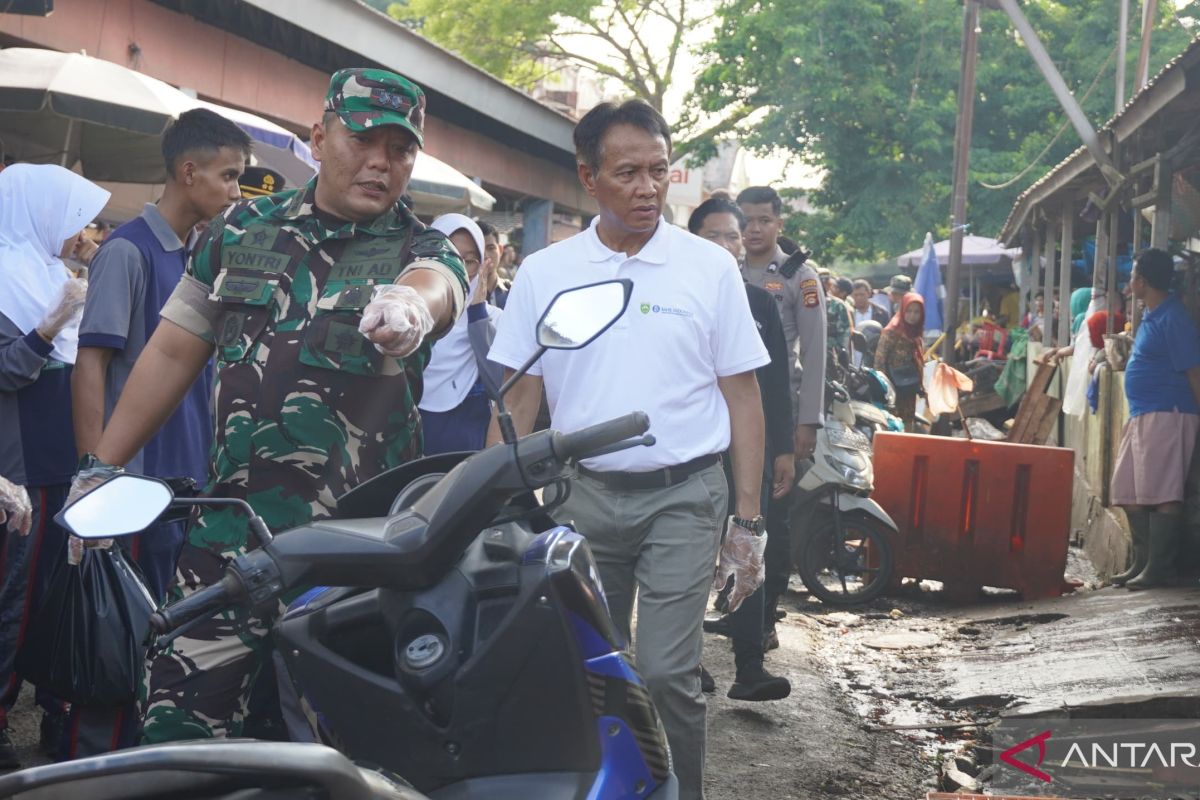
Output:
top-left (779, 250), bottom-right (810, 278)
top-left (803, 289), bottom-right (820, 308)
top-left (800, 278), bottom-right (819, 291)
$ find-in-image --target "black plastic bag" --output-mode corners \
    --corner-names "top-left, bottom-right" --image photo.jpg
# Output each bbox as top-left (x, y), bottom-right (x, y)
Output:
top-left (16, 546), bottom-right (155, 706)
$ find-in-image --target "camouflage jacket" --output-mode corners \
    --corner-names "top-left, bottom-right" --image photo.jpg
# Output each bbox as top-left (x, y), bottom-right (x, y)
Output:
top-left (160, 178), bottom-right (467, 559)
top-left (827, 296), bottom-right (854, 357)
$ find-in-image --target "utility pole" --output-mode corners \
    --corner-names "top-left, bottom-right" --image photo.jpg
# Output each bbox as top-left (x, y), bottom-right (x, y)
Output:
top-left (1116, 0), bottom-right (1129, 111)
top-left (1136, 0), bottom-right (1158, 91)
top-left (945, 0), bottom-right (980, 364)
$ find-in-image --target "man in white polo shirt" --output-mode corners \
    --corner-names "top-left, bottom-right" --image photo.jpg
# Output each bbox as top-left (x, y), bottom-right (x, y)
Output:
top-left (488, 99), bottom-right (769, 799)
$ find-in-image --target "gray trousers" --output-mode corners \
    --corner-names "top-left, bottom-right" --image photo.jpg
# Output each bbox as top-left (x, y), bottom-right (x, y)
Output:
top-left (561, 462), bottom-right (728, 800)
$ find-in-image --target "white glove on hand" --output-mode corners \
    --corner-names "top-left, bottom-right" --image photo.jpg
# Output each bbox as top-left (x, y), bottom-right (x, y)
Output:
top-left (37, 278), bottom-right (88, 340)
top-left (65, 466), bottom-right (121, 565)
top-left (358, 284), bottom-right (435, 358)
top-left (712, 517), bottom-right (767, 614)
top-left (0, 477), bottom-right (33, 537)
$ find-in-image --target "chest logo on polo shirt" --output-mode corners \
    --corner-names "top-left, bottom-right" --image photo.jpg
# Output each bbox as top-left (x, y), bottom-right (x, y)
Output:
top-left (642, 302), bottom-right (694, 319)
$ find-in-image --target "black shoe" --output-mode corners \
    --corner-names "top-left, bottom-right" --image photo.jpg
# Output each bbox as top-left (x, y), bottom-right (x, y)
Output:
top-left (774, 607), bottom-right (787, 621)
top-left (763, 627), bottom-right (780, 652)
top-left (39, 711), bottom-right (67, 759)
top-left (0, 729), bottom-right (20, 770)
top-left (703, 614), bottom-right (734, 638)
top-left (728, 664), bottom-right (791, 702)
top-left (699, 664), bottom-right (716, 694)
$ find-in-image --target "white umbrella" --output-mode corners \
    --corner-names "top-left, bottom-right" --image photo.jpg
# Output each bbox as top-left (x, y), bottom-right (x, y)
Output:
top-left (0, 47), bottom-right (189, 182)
top-left (896, 235), bottom-right (1021, 268)
top-left (2, 47), bottom-right (493, 214)
top-left (409, 153), bottom-right (496, 213)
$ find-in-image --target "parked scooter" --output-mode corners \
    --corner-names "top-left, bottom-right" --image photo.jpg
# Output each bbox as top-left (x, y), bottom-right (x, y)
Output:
top-left (790, 380), bottom-right (897, 606)
top-left (842, 332), bottom-right (904, 440)
top-left (4, 279), bottom-right (678, 800)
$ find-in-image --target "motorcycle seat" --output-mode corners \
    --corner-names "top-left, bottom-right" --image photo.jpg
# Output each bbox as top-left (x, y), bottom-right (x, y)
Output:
top-left (309, 518), bottom-right (391, 541)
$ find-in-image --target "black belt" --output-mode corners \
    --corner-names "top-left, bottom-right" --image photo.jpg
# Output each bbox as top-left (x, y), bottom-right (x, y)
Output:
top-left (579, 453), bottom-right (720, 491)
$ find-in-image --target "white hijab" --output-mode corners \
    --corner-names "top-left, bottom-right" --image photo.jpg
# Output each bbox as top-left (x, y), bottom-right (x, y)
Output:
top-left (420, 214), bottom-right (492, 413)
top-left (1062, 290), bottom-right (1107, 417)
top-left (0, 164), bottom-right (110, 363)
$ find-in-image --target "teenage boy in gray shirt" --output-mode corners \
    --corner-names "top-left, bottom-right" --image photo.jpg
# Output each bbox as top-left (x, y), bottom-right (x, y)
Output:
top-left (68, 108), bottom-right (249, 756)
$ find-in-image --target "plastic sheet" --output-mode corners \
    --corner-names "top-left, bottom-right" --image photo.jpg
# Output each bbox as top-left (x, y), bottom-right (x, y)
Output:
top-left (927, 363), bottom-right (975, 417)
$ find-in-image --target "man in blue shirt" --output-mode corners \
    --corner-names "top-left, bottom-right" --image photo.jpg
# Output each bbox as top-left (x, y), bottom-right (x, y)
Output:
top-left (1110, 248), bottom-right (1200, 590)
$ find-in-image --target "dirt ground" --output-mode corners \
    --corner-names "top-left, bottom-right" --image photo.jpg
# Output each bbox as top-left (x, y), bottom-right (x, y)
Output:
top-left (701, 587), bottom-right (936, 800)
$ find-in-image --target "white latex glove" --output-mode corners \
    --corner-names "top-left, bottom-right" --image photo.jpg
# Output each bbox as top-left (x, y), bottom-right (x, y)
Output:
top-left (0, 477), bottom-right (33, 537)
top-left (712, 517), bottom-right (767, 614)
top-left (65, 466), bottom-right (120, 564)
top-left (358, 284), bottom-right (435, 358)
top-left (37, 278), bottom-right (87, 340)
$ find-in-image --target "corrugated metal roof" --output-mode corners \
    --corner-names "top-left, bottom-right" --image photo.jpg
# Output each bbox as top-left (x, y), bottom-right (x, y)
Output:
top-left (997, 32), bottom-right (1200, 243)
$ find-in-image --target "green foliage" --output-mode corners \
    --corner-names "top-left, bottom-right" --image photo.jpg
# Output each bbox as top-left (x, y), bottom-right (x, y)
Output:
top-left (693, 0), bottom-right (1200, 262)
top-left (387, 0), bottom-right (689, 109)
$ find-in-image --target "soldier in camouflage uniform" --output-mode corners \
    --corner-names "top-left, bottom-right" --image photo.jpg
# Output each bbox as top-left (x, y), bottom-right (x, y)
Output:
top-left (68, 69), bottom-right (468, 743)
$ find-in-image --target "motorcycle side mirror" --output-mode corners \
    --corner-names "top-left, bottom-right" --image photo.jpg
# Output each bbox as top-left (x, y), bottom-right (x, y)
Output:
top-left (535, 279), bottom-right (632, 350)
top-left (56, 474), bottom-right (173, 539)
top-left (850, 330), bottom-right (868, 353)
top-left (491, 278), bottom-right (633, 444)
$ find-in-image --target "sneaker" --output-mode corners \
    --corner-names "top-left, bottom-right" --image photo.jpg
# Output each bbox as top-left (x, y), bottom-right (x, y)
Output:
top-left (763, 627), bottom-right (780, 652)
top-left (39, 711), bottom-right (67, 759)
top-left (702, 614), bottom-right (734, 638)
top-left (728, 664), bottom-right (791, 702)
top-left (699, 664), bottom-right (716, 694)
top-left (0, 729), bottom-right (20, 770)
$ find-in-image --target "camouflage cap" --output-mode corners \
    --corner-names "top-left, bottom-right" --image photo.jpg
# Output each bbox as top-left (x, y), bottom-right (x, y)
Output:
top-left (889, 274), bottom-right (913, 292)
top-left (324, 68), bottom-right (426, 147)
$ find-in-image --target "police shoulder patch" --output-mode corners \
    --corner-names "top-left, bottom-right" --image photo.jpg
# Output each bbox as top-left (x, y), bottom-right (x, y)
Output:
top-left (803, 290), bottom-right (820, 308)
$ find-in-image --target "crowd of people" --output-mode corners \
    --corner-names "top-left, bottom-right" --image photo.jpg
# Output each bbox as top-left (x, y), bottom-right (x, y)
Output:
top-left (1, 58), bottom-right (1196, 800)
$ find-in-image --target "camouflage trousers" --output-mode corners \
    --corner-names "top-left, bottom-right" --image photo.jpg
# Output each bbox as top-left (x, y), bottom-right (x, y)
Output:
top-left (140, 541), bottom-right (280, 743)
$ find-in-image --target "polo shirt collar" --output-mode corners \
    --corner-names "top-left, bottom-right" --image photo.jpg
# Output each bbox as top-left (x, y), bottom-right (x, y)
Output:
top-left (583, 216), bottom-right (670, 264)
top-left (1143, 294), bottom-right (1178, 321)
top-left (141, 203), bottom-right (184, 252)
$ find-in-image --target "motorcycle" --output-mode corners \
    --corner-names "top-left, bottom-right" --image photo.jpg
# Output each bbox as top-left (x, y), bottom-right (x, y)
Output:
top-left (842, 331), bottom-right (903, 441)
top-left (790, 379), bottom-right (897, 606)
top-left (3, 279), bottom-right (678, 800)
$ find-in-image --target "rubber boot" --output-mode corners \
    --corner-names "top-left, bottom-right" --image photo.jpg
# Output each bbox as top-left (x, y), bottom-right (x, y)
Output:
top-left (1110, 509), bottom-right (1151, 586)
top-left (1127, 512), bottom-right (1181, 591)
top-left (728, 652), bottom-right (790, 702)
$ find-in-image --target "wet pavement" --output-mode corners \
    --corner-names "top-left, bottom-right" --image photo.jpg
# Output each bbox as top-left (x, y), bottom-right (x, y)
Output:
top-left (929, 584), bottom-right (1200, 717)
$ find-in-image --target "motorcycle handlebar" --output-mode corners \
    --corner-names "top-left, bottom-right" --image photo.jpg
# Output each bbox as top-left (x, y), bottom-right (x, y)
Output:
top-left (149, 573), bottom-right (241, 635)
top-left (551, 412), bottom-right (651, 462)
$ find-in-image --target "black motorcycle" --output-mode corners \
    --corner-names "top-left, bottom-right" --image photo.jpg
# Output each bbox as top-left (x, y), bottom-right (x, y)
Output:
top-left (1, 279), bottom-right (678, 800)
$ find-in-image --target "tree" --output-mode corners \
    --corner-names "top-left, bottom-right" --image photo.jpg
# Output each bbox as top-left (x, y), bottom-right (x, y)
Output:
top-left (388, 0), bottom-right (693, 113)
top-left (691, 0), bottom-right (1198, 262)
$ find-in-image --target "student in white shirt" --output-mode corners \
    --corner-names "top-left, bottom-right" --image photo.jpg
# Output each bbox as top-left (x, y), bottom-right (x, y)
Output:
top-left (419, 214), bottom-right (502, 454)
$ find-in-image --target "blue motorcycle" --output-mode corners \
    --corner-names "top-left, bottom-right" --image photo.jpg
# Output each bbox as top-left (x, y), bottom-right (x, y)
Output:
top-left (5, 279), bottom-right (677, 800)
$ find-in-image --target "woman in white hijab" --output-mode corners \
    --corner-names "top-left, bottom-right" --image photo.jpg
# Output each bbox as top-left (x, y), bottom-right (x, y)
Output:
top-left (419, 214), bottom-right (504, 455)
top-left (0, 163), bottom-right (109, 766)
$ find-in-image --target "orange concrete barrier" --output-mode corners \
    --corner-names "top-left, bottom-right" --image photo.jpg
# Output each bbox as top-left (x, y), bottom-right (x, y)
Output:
top-left (872, 432), bottom-right (1075, 601)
